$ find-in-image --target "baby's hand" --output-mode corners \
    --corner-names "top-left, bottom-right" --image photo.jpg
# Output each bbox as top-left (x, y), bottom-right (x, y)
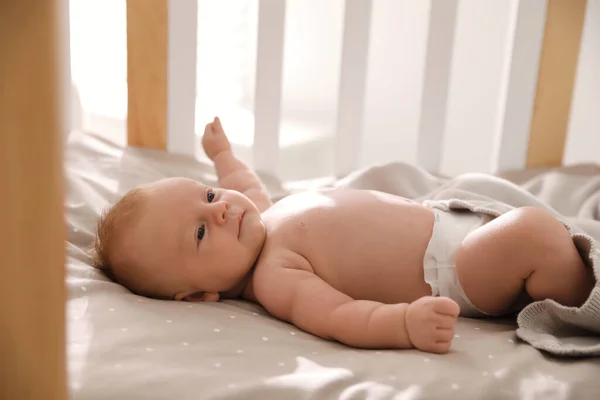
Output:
top-left (405, 296), bottom-right (459, 354)
top-left (202, 117), bottom-right (232, 160)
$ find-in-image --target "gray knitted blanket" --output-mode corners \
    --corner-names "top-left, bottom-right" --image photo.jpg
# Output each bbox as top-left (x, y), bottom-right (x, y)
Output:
top-left (334, 163), bottom-right (600, 357)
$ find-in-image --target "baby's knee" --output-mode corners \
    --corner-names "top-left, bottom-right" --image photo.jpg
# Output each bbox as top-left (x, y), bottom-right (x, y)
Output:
top-left (511, 207), bottom-right (568, 239)
top-left (457, 207), bottom-right (570, 271)
top-left (508, 206), bottom-right (573, 260)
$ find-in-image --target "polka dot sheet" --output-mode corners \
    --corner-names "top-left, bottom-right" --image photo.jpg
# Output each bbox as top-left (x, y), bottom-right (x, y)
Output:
top-left (68, 266), bottom-right (597, 400)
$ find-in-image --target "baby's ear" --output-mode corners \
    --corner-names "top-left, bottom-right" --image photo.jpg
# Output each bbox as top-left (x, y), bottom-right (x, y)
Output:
top-left (175, 291), bottom-right (220, 302)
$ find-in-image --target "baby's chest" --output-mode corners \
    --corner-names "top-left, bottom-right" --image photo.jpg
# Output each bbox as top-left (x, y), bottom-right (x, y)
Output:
top-left (266, 190), bottom-right (431, 260)
top-left (270, 213), bottom-right (402, 276)
top-left (270, 207), bottom-right (384, 250)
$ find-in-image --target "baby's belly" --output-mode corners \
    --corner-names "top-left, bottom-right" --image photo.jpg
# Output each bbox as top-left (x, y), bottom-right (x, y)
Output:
top-left (317, 244), bottom-right (434, 304)
top-left (303, 195), bottom-right (436, 304)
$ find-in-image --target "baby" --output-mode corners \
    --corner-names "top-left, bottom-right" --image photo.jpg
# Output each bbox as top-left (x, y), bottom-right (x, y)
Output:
top-left (93, 117), bottom-right (595, 354)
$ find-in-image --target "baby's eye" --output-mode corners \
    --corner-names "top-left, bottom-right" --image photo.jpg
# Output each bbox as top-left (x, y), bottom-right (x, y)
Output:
top-left (207, 190), bottom-right (215, 203)
top-left (197, 225), bottom-right (205, 241)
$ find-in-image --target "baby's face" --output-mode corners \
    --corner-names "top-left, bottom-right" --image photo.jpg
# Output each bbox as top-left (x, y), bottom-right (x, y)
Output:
top-left (121, 177), bottom-right (266, 300)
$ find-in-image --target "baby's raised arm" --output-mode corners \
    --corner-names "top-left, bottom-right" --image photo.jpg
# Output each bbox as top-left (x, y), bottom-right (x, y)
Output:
top-left (255, 261), bottom-right (459, 353)
top-left (202, 117), bottom-right (273, 212)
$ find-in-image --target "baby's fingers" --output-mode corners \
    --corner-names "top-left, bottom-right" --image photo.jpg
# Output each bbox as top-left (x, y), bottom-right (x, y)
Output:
top-left (432, 297), bottom-right (460, 317)
top-left (212, 116), bottom-right (225, 134)
top-left (434, 327), bottom-right (455, 343)
top-left (203, 121), bottom-right (215, 136)
top-left (429, 339), bottom-right (453, 354)
top-left (433, 314), bottom-right (457, 330)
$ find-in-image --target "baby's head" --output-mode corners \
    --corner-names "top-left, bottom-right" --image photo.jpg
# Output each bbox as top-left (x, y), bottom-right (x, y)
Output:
top-left (93, 177), bottom-right (266, 302)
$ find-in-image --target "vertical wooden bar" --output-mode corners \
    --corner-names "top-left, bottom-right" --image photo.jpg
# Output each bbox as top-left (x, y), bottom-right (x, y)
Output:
top-left (127, 0), bottom-right (168, 150)
top-left (491, 0), bottom-right (547, 173)
top-left (0, 0), bottom-right (67, 399)
top-left (526, 0), bottom-right (587, 168)
top-left (416, 0), bottom-right (458, 174)
top-left (334, 0), bottom-right (372, 178)
top-left (253, 0), bottom-right (286, 176)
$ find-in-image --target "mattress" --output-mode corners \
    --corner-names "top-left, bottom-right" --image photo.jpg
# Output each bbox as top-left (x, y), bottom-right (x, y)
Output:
top-left (65, 131), bottom-right (600, 399)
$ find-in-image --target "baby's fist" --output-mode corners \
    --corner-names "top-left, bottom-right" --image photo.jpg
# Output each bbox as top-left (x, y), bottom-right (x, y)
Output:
top-left (405, 296), bottom-right (459, 354)
top-left (202, 117), bottom-right (231, 160)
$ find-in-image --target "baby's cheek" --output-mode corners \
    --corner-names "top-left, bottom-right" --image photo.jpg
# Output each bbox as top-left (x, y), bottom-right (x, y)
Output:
top-left (230, 189), bottom-right (252, 204)
top-left (219, 251), bottom-right (238, 267)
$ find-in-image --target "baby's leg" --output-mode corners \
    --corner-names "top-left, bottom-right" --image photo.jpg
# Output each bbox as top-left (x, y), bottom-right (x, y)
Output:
top-left (455, 207), bottom-right (595, 315)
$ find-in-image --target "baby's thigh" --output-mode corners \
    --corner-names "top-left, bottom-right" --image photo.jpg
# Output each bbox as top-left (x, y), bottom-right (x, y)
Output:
top-left (454, 208), bottom-right (540, 314)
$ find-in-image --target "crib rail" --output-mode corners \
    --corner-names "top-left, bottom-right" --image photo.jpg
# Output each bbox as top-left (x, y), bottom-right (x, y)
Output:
top-left (126, 0), bottom-right (590, 179)
top-left (335, 0), bottom-right (372, 177)
top-left (416, 0), bottom-right (458, 174)
top-left (491, 0), bottom-right (548, 172)
top-left (253, 0), bottom-right (286, 175)
top-left (126, 0), bottom-right (198, 154)
top-left (526, 0), bottom-right (588, 167)
top-left (1, 0), bottom-right (67, 399)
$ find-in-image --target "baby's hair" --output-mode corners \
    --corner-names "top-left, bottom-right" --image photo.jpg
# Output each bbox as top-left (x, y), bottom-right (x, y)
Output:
top-left (92, 187), bottom-right (148, 291)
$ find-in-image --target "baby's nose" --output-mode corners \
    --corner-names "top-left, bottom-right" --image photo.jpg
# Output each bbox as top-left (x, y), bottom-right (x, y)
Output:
top-left (214, 201), bottom-right (229, 223)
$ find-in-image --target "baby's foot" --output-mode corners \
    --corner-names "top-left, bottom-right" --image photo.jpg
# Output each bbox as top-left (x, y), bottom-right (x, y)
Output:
top-left (405, 296), bottom-right (459, 354)
top-left (202, 116), bottom-right (231, 160)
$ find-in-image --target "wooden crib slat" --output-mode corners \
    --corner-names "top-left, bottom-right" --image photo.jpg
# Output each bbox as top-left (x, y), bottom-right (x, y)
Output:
top-left (0, 0), bottom-right (67, 398)
top-left (491, 0), bottom-right (547, 173)
top-left (526, 0), bottom-right (587, 168)
top-left (416, 0), bottom-right (458, 175)
top-left (334, 0), bottom-right (372, 178)
top-left (127, 0), bottom-right (197, 155)
top-left (127, 0), bottom-right (168, 150)
top-left (253, 0), bottom-right (286, 176)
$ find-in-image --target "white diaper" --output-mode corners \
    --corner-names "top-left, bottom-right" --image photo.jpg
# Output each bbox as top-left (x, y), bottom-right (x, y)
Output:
top-left (423, 208), bottom-right (493, 318)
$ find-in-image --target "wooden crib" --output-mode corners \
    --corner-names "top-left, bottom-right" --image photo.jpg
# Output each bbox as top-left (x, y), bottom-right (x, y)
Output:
top-left (0, 0), bottom-right (593, 398)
